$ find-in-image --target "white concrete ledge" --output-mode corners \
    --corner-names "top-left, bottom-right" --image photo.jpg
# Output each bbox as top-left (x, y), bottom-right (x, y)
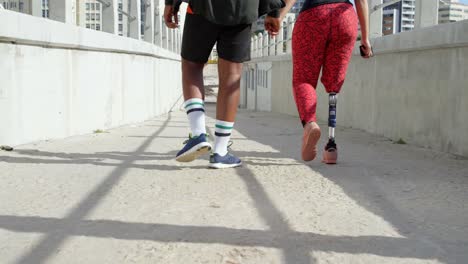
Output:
top-left (366, 20), bottom-right (468, 55)
top-left (0, 9), bottom-right (180, 61)
top-left (0, 9), bottom-right (183, 146)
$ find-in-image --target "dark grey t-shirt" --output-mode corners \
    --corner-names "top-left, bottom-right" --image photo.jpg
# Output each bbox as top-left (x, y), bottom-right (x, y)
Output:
top-left (166, 0), bottom-right (285, 25)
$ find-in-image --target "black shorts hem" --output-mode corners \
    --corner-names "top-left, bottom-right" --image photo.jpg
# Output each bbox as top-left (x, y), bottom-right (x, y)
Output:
top-left (217, 55), bottom-right (250, 63)
top-left (181, 54), bottom-right (209, 64)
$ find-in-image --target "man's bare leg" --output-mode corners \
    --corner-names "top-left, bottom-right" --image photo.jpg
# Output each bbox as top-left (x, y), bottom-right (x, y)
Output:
top-left (175, 59), bottom-right (211, 162)
top-left (216, 58), bottom-right (242, 122)
top-left (209, 58), bottom-right (243, 168)
top-left (182, 59), bottom-right (205, 100)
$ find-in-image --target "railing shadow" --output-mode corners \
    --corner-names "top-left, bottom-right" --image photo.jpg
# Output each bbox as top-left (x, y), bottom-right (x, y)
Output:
top-left (222, 107), bottom-right (468, 264)
top-left (1, 105), bottom-right (467, 263)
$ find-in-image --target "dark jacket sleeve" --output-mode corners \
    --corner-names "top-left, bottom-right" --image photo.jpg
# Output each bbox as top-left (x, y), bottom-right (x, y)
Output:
top-left (259, 0), bottom-right (285, 18)
top-left (267, 9), bottom-right (280, 17)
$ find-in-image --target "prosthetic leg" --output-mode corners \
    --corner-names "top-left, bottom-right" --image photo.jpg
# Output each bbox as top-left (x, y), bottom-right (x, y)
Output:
top-left (323, 93), bottom-right (338, 164)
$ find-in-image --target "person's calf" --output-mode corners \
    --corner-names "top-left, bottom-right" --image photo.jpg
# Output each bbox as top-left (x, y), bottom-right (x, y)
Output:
top-left (182, 59), bottom-right (205, 100)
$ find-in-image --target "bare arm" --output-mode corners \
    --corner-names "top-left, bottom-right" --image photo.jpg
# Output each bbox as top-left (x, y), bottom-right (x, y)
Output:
top-left (355, 0), bottom-right (369, 42)
top-left (355, 0), bottom-right (373, 57)
top-left (265, 0), bottom-right (297, 35)
top-left (279, 0), bottom-right (297, 20)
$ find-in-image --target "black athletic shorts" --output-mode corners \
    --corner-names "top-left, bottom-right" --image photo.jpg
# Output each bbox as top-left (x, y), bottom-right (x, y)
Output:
top-left (181, 13), bottom-right (252, 64)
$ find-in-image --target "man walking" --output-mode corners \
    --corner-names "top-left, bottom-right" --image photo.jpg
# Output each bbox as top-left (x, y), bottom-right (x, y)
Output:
top-left (164, 0), bottom-right (285, 168)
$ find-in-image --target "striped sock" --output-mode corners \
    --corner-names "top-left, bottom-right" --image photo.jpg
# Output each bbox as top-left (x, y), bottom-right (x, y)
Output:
top-left (214, 120), bottom-right (234, 156)
top-left (184, 98), bottom-right (206, 137)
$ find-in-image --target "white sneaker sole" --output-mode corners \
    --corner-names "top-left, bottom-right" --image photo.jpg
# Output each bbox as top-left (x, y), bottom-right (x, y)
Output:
top-left (176, 142), bottom-right (212, 163)
top-left (208, 162), bottom-right (242, 169)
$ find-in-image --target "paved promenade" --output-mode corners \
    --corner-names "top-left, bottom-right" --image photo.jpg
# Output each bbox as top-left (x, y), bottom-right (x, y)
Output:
top-left (1, 103), bottom-right (467, 264)
top-left (1, 66), bottom-right (467, 263)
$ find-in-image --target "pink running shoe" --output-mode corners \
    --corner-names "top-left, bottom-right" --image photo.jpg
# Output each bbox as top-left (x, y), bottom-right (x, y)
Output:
top-left (322, 139), bottom-right (338, 164)
top-left (301, 122), bottom-right (321, 161)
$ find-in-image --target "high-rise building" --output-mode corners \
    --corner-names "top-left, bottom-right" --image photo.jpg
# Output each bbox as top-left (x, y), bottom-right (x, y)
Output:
top-left (1, 0), bottom-right (149, 37)
top-left (383, 0), bottom-right (415, 34)
top-left (118, 0), bottom-right (129, 36)
top-left (1, 0), bottom-right (49, 18)
top-left (1, 0), bottom-right (24, 12)
top-left (42, 0), bottom-right (49, 18)
top-left (382, 8), bottom-right (400, 35)
top-left (76, 0), bottom-right (103, 31)
top-left (439, 0), bottom-right (468, 24)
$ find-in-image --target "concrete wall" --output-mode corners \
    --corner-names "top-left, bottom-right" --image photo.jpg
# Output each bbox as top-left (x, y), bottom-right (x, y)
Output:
top-left (0, 9), bottom-right (182, 146)
top-left (242, 20), bottom-right (468, 157)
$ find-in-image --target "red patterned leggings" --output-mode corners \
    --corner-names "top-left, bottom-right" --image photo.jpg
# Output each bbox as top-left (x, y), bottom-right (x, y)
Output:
top-left (292, 3), bottom-right (357, 124)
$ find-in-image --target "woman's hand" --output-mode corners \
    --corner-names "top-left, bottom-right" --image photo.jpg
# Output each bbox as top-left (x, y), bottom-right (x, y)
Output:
top-left (265, 16), bottom-right (281, 36)
top-left (360, 38), bottom-right (373, 58)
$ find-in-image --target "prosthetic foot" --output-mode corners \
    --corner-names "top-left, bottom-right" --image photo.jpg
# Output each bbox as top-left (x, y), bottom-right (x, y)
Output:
top-left (323, 93), bottom-right (338, 164)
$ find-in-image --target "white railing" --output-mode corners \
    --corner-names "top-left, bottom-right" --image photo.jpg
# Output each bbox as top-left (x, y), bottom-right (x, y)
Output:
top-left (251, 16), bottom-right (295, 58)
top-left (252, 0), bottom-right (443, 51)
top-left (0, 0), bottom-right (182, 54)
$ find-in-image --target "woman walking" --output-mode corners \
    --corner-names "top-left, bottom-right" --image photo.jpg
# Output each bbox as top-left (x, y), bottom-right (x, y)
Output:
top-left (267, 0), bottom-right (373, 163)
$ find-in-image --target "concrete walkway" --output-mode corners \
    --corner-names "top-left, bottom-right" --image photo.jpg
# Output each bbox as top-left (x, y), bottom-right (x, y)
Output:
top-left (1, 103), bottom-right (468, 264)
top-left (1, 66), bottom-right (468, 264)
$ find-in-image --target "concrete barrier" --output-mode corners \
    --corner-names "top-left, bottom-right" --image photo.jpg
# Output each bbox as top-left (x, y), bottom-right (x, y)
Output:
top-left (0, 9), bottom-right (182, 146)
top-left (241, 20), bottom-right (468, 157)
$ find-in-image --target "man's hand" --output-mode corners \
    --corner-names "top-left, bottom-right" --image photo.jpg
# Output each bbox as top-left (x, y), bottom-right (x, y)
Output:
top-left (264, 16), bottom-right (281, 36)
top-left (164, 5), bottom-right (178, 29)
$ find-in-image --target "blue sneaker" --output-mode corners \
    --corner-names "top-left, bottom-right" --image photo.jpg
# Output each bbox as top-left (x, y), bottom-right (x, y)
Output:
top-left (209, 153), bottom-right (242, 169)
top-left (176, 134), bottom-right (212, 162)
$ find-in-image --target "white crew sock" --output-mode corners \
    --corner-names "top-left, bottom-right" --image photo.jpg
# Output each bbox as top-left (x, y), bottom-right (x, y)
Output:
top-left (184, 98), bottom-right (206, 137)
top-left (214, 120), bottom-right (234, 156)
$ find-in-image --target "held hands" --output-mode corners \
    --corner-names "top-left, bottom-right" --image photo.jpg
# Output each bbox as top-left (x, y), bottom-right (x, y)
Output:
top-left (164, 5), bottom-right (178, 29)
top-left (264, 16), bottom-right (281, 36)
top-left (360, 38), bottom-right (373, 59)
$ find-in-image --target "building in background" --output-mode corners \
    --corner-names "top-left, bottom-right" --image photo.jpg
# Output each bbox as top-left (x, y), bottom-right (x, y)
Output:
top-left (1, 0), bottom-right (24, 12)
top-left (382, 8), bottom-right (400, 35)
top-left (1, 0), bottom-right (49, 17)
top-left (42, 0), bottom-right (49, 18)
top-left (383, 0), bottom-right (415, 34)
top-left (1, 0), bottom-right (175, 39)
top-left (439, 0), bottom-right (468, 24)
top-left (76, 0), bottom-right (102, 31)
top-left (118, 0), bottom-right (129, 36)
